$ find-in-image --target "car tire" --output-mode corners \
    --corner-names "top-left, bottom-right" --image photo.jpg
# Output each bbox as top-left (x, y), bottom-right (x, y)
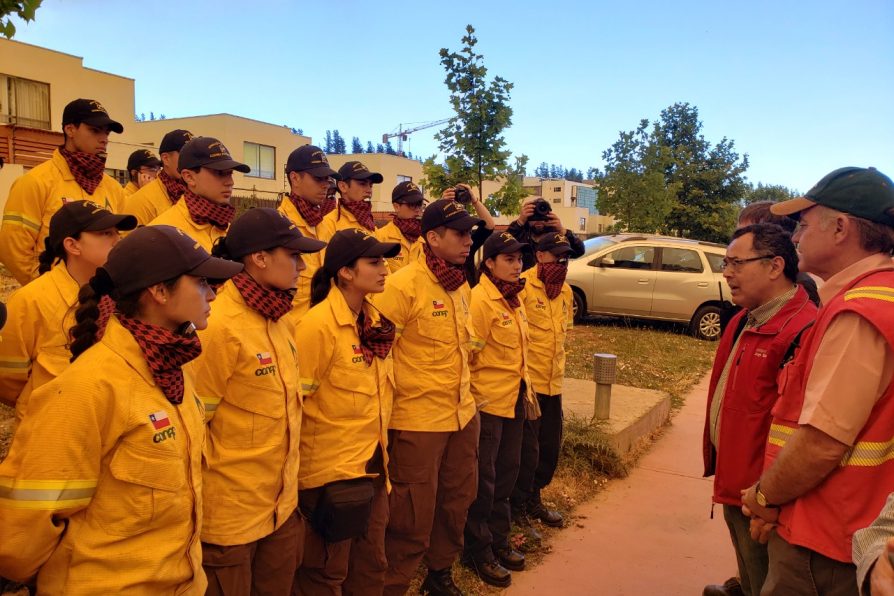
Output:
top-left (690, 305), bottom-right (722, 341)
top-left (572, 290), bottom-right (586, 324)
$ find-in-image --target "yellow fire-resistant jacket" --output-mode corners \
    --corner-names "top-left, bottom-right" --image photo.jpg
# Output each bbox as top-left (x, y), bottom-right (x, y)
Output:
top-left (0, 264), bottom-right (79, 421)
top-left (371, 260), bottom-right (476, 432)
top-left (192, 281), bottom-right (302, 546)
top-left (124, 176), bottom-right (180, 226)
top-left (0, 317), bottom-right (207, 595)
top-left (468, 274), bottom-right (533, 418)
top-left (148, 199), bottom-right (226, 253)
top-left (123, 181), bottom-right (139, 196)
top-left (0, 149), bottom-right (125, 285)
top-left (375, 219), bottom-right (424, 274)
top-left (277, 196), bottom-right (325, 319)
top-left (295, 288), bottom-right (392, 490)
top-left (317, 203), bottom-right (375, 243)
top-left (520, 268), bottom-right (573, 396)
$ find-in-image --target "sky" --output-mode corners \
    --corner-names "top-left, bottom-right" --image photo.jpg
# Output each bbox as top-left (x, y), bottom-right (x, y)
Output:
top-left (7, 0), bottom-right (894, 192)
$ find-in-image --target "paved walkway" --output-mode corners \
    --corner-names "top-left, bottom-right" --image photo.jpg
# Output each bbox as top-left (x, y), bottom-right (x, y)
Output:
top-left (508, 373), bottom-right (737, 595)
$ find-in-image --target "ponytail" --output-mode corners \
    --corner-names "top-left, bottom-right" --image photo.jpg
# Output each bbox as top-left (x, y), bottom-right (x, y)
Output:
top-left (37, 236), bottom-right (65, 275)
top-left (211, 236), bottom-right (234, 261)
top-left (69, 281), bottom-right (104, 361)
top-left (309, 267), bottom-right (334, 307)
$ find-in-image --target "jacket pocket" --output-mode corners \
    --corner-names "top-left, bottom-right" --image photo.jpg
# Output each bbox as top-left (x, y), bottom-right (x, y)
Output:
top-left (216, 384), bottom-right (286, 448)
top-left (320, 365), bottom-right (377, 421)
top-left (417, 316), bottom-right (455, 361)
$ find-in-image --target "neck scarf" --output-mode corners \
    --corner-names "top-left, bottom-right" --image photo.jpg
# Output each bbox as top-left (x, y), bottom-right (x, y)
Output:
top-left (357, 309), bottom-right (395, 365)
top-left (59, 147), bottom-right (105, 195)
top-left (340, 199), bottom-right (376, 231)
top-left (484, 269), bottom-right (525, 309)
top-left (392, 215), bottom-right (422, 243)
top-left (289, 193), bottom-right (324, 227)
top-left (537, 262), bottom-right (568, 300)
top-left (183, 189), bottom-right (235, 230)
top-left (158, 170), bottom-right (186, 204)
top-left (117, 315), bottom-right (202, 405)
top-left (231, 271), bottom-right (294, 322)
top-left (423, 243), bottom-right (466, 292)
top-left (321, 196), bottom-right (337, 216)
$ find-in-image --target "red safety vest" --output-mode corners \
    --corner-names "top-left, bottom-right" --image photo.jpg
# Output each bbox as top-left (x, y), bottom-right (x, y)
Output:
top-left (764, 267), bottom-right (894, 562)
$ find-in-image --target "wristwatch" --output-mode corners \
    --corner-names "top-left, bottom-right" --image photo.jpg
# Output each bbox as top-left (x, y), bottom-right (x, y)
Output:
top-left (755, 482), bottom-right (780, 509)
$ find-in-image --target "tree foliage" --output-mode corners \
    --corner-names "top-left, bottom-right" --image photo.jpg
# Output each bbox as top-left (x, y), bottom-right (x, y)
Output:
top-left (487, 155), bottom-right (531, 216)
top-left (351, 137), bottom-right (364, 153)
top-left (744, 182), bottom-right (798, 204)
top-left (0, 0), bottom-right (41, 38)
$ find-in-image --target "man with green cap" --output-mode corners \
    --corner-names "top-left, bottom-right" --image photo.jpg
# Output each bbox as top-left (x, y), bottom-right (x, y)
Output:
top-left (740, 167), bottom-right (894, 596)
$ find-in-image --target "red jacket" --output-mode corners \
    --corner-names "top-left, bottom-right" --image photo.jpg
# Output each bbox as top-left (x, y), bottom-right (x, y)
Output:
top-left (702, 285), bottom-right (816, 506)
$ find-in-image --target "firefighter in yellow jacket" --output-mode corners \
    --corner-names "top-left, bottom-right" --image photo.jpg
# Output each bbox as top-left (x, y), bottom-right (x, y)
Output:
top-left (278, 145), bottom-right (341, 319)
top-left (0, 200), bottom-right (136, 421)
top-left (0, 98), bottom-right (127, 285)
top-left (318, 161), bottom-right (382, 242)
top-left (192, 208), bottom-right (325, 595)
top-left (511, 233), bottom-right (574, 534)
top-left (464, 231), bottom-right (534, 588)
top-left (294, 229), bottom-right (399, 595)
top-left (0, 225), bottom-right (242, 594)
top-left (125, 129), bottom-right (194, 225)
top-left (123, 149), bottom-right (161, 196)
top-left (375, 181), bottom-right (425, 273)
top-left (149, 136), bottom-right (249, 252)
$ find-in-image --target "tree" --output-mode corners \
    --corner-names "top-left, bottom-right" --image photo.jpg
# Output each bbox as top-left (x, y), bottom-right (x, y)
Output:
top-left (351, 137), bottom-right (364, 153)
top-left (331, 130), bottom-right (347, 154)
top-left (434, 25), bottom-right (514, 200)
top-left (534, 162), bottom-right (550, 178)
top-left (1, 0), bottom-right (41, 38)
top-left (366, 141), bottom-right (375, 153)
top-left (375, 143), bottom-right (384, 153)
top-left (323, 131), bottom-right (334, 153)
top-left (744, 182), bottom-right (798, 204)
top-left (384, 140), bottom-right (397, 155)
top-left (487, 155), bottom-right (531, 216)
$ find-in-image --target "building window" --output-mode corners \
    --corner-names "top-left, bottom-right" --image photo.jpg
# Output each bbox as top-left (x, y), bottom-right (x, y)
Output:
top-left (553, 186), bottom-right (562, 192)
top-left (552, 198), bottom-right (561, 204)
top-left (105, 168), bottom-right (127, 186)
top-left (396, 175), bottom-right (412, 184)
top-left (243, 142), bottom-right (275, 179)
top-left (0, 74), bottom-right (51, 130)
top-left (579, 217), bottom-right (586, 231)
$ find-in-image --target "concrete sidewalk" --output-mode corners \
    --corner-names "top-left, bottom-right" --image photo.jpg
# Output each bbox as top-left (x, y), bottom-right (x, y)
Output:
top-left (508, 373), bottom-right (736, 595)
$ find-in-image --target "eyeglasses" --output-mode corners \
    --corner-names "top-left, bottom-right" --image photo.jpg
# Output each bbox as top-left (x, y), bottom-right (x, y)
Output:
top-left (720, 255), bottom-right (775, 271)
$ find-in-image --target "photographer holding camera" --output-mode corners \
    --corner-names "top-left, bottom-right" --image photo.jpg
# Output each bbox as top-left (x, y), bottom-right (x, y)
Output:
top-left (507, 197), bottom-right (584, 271)
top-left (442, 183), bottom-right (495, 286)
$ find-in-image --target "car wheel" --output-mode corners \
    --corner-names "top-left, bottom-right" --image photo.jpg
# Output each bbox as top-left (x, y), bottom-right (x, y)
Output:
top-left (572, 290), bottom-right (586, 324)
top-left (690, 305), bottom-right (722, 340)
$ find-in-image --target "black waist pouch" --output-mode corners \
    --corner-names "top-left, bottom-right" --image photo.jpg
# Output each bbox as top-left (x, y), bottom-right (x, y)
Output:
top-left (308, 477), bottom-right (375, 543)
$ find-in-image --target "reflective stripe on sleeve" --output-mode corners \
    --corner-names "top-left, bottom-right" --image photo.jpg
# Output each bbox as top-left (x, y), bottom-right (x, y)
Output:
top-left (0, 477), bottom-right (97, 510)
top-left (1, 212), bottom-right (41, 232)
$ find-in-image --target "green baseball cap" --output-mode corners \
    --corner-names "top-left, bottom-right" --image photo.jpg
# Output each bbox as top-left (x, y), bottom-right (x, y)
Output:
top-left (771, 167), bottom-right (894, 227)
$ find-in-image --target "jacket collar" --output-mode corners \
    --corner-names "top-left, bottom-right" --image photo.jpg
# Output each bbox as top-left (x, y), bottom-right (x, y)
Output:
top-left (743, 285), bottom-right (811, 336)
top-left (49, 263), bottom-right (81, 306)
top-left (52, 148), bottom-right (75, 181)
top-left (101, 316), bottom-right (157, 387)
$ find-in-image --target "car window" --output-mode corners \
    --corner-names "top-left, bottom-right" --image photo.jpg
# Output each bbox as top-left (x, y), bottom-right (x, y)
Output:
top-left (660, 248), bottom-right (704, 273)
top-left (582, 236), bottom-right (618, 257)
top-left (704, 252), bottom-right (724, 274)
top-left (604, 246), bottom-right (655, 270)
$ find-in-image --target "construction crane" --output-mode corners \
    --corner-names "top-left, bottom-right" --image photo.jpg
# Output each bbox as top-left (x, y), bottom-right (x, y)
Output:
top-left (382, 118), bottom-right (451, 156)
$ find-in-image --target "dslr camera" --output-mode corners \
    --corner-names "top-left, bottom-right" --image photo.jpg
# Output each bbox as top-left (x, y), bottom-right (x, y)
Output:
top-left (453, 186), bottom-right (473, 204)
top-left (528, 198), bottom-right (553, 222)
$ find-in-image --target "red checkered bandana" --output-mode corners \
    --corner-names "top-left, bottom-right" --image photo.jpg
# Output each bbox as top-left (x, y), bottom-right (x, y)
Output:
top-left (484, 269), bottom-right (526, 309)
top-left (59, 147), bottom-right (106, 195)
top-left (158, 170), bottom-right (186, 204)
top-left (392, 215), bottom-right (422, 243)
top-left (231, 271), bottom-right (294, 322)
top-left (289, 193), bottom-right (324, 227)
top-left (321, 196), bottom-right (337, 216)
top-left (537, 262), bottom-right (568, 300)
top-left (95, 295), bottom-right (115, 341)
top-left (117, 315), bottom-right (202, 405)
top-left (423, 243), bottom-right (466, 292)
top-left (357, 309), bottom-right (395, 365)
top-left (183, 189), bottom-right (235, 230)
top-left (340, 199), bottom-right (376, 232)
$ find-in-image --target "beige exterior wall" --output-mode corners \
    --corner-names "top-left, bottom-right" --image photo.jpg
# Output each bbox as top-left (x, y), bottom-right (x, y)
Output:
top-left (326, 153), bottom-right (424, 212)
top-left (0, 163), bottom-right (25, 213)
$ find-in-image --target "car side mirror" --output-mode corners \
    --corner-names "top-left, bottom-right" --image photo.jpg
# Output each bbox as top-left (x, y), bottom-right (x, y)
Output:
top-left (600, 257), bottom-right (615, 267)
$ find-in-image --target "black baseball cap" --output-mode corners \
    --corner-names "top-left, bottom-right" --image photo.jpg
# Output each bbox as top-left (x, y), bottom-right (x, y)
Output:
top-left (47, 200), bottom-right (137, 249)
top-left (127, 149), bottom-right (162, 172)
top-left (771, 167), bottom-right (894, 227)
top-left (159, 129), bottom-right (194, 154)
top-left (421, 199), bottom-right (484, 234)
top-left (392, 181), bottom-right (425, 204)
top-left (62, 99), bottom-right (124, 134)
top-left (286, 145), bottom-right (340, 179)
top-left (535, 232), bottom-right (574, 256)
top-left (323, 229), bottom-right (400, 275)
top-left (337, 161), bottom-right (384, 183)
top-left (220, 208), bottom-right (326, 259)
top-left (101, 225), bottom-right (243, 296)
top-left (178, 137), bottom-right (250, 173)
top-left (483, 231), bottom-right (529, 261)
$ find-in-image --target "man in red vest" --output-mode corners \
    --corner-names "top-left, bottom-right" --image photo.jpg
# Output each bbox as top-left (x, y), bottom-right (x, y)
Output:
top-left (702, 223), bottom-right (817, 596)
top-left (742, 167), bottom-right (894, 596)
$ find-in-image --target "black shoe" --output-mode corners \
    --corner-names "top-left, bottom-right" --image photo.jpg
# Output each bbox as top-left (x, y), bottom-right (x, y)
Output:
top-left (495, 546), bottom-right (526, 571)
top-left (528, 500), bottom-right (563, 528)
top-left (512, 506), bottom-right (543, 543)
top-left (419, 567), bottom-right (464, 596)
top-left (464, 558), bottom-right (512, 588)
top-left (703, 577), bottom-right (745, 596)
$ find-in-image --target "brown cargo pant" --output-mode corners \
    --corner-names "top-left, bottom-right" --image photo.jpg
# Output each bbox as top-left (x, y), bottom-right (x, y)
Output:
top-left (203, 510), bottom-right (303, 596)
top-left (293, 475), bottom-right (390, 596)
top-left (383, 415), bottom-right (480, 596)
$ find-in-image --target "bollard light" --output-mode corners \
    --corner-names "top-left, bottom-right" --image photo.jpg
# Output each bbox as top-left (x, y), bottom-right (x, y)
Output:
top-left (593, 353), bottom-right (617, 421)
